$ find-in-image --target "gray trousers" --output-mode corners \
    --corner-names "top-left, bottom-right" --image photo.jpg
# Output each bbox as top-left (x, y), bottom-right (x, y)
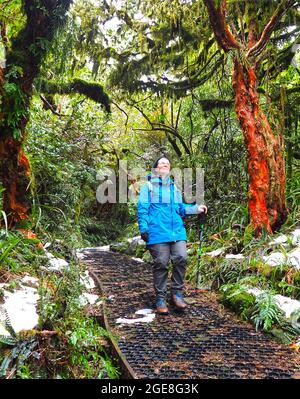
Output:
top-left (148, 240), bottom-right (187, 299)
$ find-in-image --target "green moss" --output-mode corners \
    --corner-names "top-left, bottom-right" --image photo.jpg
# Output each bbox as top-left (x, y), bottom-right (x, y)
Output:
top-left (220, 284), bottom-right (256, 319)
top-left (269, 264), bottom-right (290, 281)
top-left (288, 308), bottom-right (300, 329)
top-left (142, 250), bottom-right (152, 263)
top-left (292, 271), bottom-right (300, 286)
top-left (270, 328), bottom-right (295, 345)
top-left (39, 78), bottom-right (111, 113)
top-left (258, 263), bottom-right (273, 278)
top-left (134, 243), bottom-right (146, 258)
top-left (110, 241), bottom-right (129, 254)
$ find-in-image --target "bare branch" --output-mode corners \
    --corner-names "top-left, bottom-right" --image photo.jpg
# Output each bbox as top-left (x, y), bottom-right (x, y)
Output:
top-left (175, 100), bottom-right (182, 132)
top-left (40, 95), bottom-right (66, 117)
top-left (202, 120), bottom-right (220, 153)
top-left (129, 103), bottom-right (154, 127)
top-left (166, 133), bottom-right (182, 159)
top-left (130, 101), bottom-right (190, 155)
top-left (111, 101), bottom-right (129, 126)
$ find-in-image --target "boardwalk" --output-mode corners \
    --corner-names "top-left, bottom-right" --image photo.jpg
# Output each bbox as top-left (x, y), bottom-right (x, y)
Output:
top-left (81, 248), bottom-right (300, 379)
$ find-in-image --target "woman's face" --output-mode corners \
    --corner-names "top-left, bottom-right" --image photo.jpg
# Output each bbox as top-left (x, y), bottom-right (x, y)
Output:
top-left (155, 158), bottom-right (171, 176)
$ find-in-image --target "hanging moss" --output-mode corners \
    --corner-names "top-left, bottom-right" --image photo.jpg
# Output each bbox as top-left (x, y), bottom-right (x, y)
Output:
top-left (199, 99), bottom-right (234, 111)
top-left (2, 0), bottom-right (73, 137)
top-left (0, 0), bottom-right (73, 227)
top-left (71, 79), bottom-right (111, 113)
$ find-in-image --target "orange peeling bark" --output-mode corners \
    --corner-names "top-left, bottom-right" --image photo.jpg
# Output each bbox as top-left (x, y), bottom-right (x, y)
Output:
top-left (17, 228), bottom-right (44, 248)
top-left (233, 59), bottom-right (288, 235)
top-left (0, 137), bottom-right (31, 228)
top-left (203, 0), bottom-right (240, 52)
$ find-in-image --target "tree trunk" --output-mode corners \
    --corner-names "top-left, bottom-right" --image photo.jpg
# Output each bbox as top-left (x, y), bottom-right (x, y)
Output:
top-left (0, 137), bottom-right (31, 228)
top-left (203, 0), bottom-right (296, 236)
top-left (232, 58), bottom-right (288, 235)
top-left (0, 0), bottom-right (73, 229)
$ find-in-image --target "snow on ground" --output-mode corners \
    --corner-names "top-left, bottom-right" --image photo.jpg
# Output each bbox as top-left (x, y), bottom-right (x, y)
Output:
top-left (205, 248), bottom-right (226, 257)
top-left (80, 270), bottom-right (96, 290)
top-left (0, 275), bottom-right (39, 336)
top-left (246, 287), bottom-right (300, 324)
top-left (116, 308), bottom-right (156, 325)
top-left (78, 293), bottom-right (101, 306)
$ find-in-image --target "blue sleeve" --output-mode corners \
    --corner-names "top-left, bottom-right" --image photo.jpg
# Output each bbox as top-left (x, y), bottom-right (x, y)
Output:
top-left (176, 187), bottom-right (200, 217)
top-left (137, 183), bottom-right (150, 233)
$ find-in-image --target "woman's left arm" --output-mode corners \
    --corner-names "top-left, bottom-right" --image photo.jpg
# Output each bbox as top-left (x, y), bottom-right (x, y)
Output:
top-left (176, 188), bottom-right (208, 216)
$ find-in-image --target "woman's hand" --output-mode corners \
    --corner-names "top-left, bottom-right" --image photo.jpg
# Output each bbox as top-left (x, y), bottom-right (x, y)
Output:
top-left (198, 205), bottom-right (208, 214)
top-left (141, 231), bottom-right (149, 242)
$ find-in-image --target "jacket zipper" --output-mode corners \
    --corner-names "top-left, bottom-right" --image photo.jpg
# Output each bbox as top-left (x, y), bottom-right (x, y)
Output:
top-left (171, 183), bottom-right (176, 241)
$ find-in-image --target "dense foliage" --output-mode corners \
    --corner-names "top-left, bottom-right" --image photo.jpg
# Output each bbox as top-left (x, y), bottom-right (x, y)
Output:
top-left (0, 0), bottom-right (299, 379)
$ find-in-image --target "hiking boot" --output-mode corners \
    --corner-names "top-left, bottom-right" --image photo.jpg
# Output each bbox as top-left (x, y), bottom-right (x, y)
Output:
top-left (171, 292), bottom-right (187, 310)
top-left (156, 298), bottom-right (169, 315)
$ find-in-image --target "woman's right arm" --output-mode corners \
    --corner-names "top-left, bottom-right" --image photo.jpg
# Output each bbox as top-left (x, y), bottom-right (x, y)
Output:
top-left (137, 183), bottom-right (150, 234)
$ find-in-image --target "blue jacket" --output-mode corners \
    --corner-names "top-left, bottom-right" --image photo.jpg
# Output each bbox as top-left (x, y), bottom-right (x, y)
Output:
top-left (137, 174), bottom-right (200, 245)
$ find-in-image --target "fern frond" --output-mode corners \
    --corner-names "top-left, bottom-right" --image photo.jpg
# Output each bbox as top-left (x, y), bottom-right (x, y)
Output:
top-left (0, 308), bottom-right (17, 339)
top-left (0, 334), bottom-right (17, 346)
top-left (251, 292), bottom-right (284, 331)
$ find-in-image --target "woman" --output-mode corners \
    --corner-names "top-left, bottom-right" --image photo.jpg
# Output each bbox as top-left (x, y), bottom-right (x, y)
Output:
top-left (137, 156), bottom-right (208, 315)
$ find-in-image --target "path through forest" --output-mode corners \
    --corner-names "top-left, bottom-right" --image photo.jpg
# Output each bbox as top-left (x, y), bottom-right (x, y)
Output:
top-left (80, 248), bottom-right (300, 379)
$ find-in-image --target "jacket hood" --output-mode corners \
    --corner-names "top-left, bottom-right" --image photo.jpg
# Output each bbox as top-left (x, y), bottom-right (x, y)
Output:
top-left (147, 173), bottom-right (174, 185)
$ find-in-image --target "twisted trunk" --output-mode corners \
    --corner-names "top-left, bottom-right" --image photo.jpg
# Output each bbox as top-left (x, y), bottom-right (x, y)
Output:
top-left (232, 59), bottom-right (288, 234)
top-left (203, 0), bottom-right (295, 235)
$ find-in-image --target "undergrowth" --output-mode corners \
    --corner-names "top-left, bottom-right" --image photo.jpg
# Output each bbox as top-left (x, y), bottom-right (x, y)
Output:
top-left (0, 228), bottom-right (120, 379)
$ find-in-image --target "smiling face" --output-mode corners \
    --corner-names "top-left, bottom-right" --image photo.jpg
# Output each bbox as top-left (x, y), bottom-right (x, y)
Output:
top-left (155, 157), bottom-right (171, 177)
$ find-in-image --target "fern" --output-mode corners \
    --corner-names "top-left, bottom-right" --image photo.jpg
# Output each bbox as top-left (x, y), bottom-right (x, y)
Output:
top-left (276, 319), bottom-right (300, 344)
top-left (221, 282), bottom-right (251, 299)
top-left (0, 338), bottom-right (38, 378)
top-left (251, 292), bottom-right (284, 332)
top-left (0, 310), bottom-right (39, 378)
top-left (0, 309), bottom-right (17, 345)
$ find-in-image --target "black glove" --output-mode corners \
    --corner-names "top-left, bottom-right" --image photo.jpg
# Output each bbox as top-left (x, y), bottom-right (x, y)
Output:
top-left (198, 212), bottom-right (207, 224)
top-left (141, 232), bottom-right (149, 242)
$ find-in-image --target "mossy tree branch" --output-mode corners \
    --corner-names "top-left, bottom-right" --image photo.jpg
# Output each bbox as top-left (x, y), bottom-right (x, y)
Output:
top-left (2, 0), bottom-right (73, 138)
top-left (39, 78), bottom-right (111, 113)
top-left (0, 0), bottom-right (73, 228)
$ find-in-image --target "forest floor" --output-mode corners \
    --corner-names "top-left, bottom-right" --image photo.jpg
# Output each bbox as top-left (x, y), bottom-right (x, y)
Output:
top-left (80, 248), bottom-right (300, 379)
